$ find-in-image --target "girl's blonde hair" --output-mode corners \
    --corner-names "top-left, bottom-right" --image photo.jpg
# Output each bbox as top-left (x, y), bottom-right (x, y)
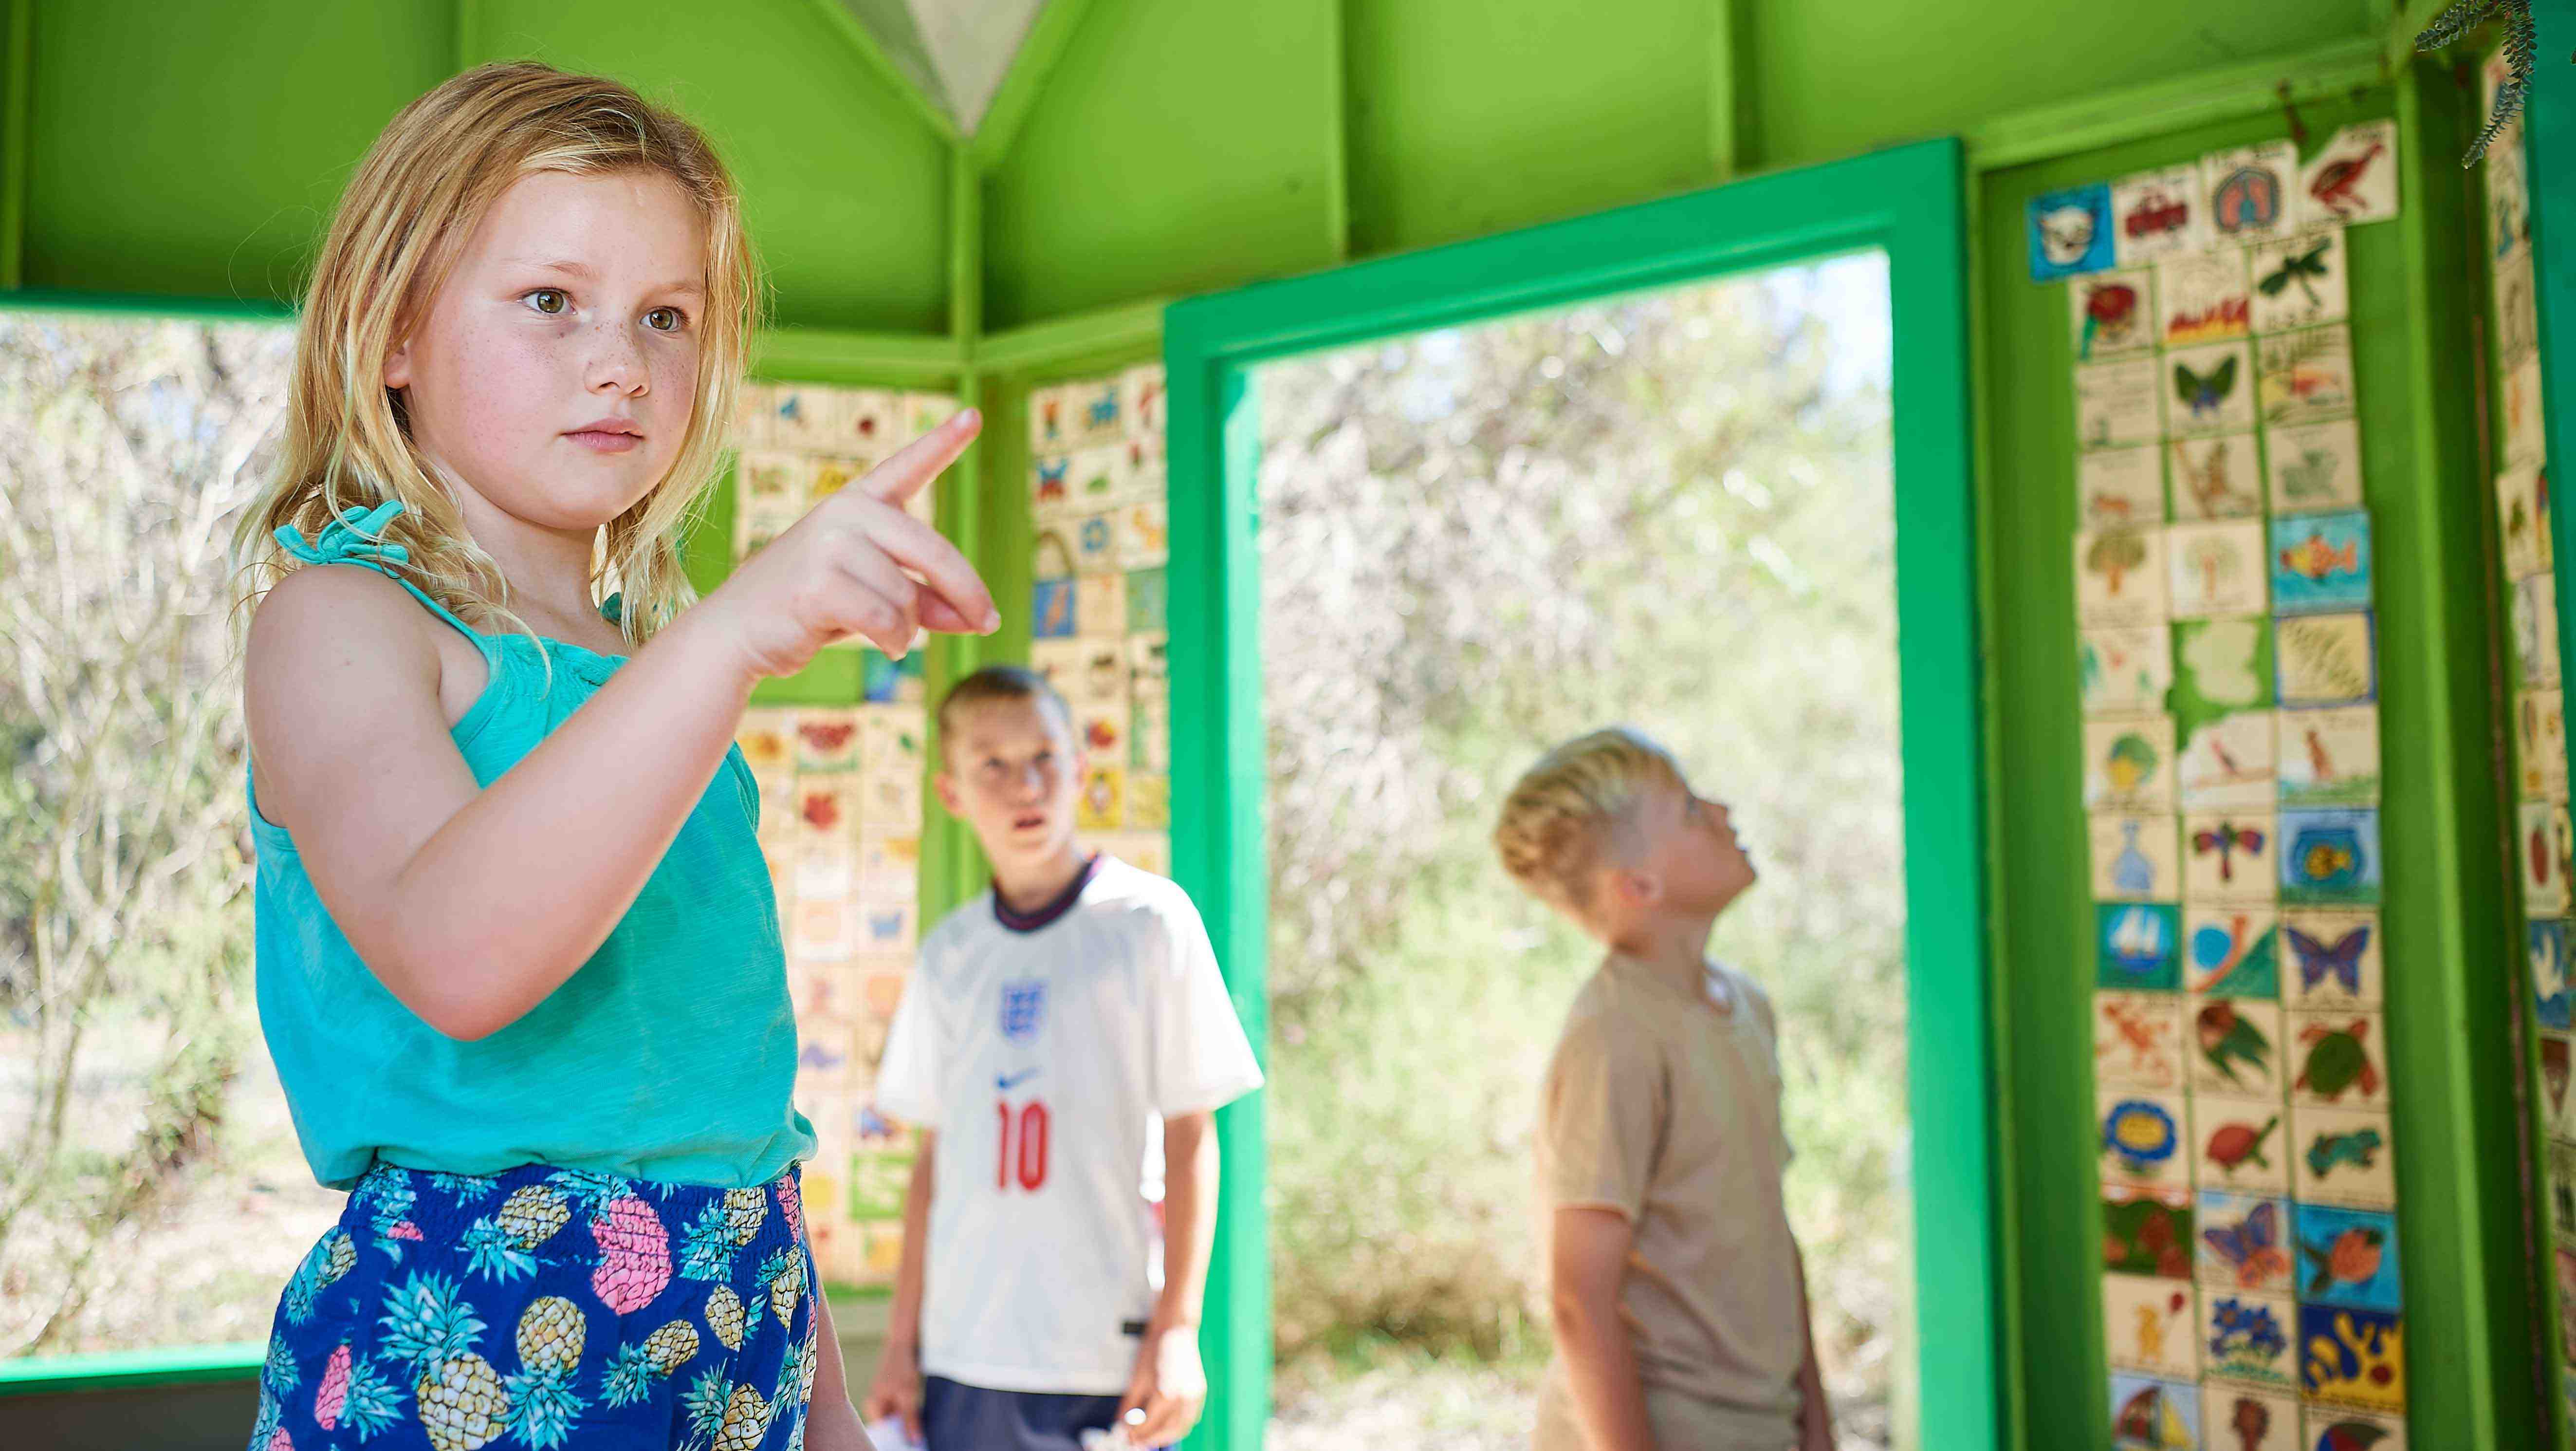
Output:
top-left (236, 61), bottom-right (760, 646)
top-left (1492, 726), bottom-right (1686, 916)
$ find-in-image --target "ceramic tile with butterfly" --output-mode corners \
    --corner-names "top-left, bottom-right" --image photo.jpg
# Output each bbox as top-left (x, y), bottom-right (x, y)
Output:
top-left (2281, 909), bottom-right (2379, 1011)
top-left (2156, 249), bottom-right (2250, 347)
top-left (2182, 811), bottom-right (2277, 906)
top-left (2102, 1274), bottom-right (2201, 1379)
top-left (2263, 418), bottom-right (2365, 516)
top-left (2532, 918), bottom-right (2569, 1033)
top-left (2183, 906), bottom-right (2279, 998)
top-left (2108, 1374), bottom-right (2202, 1451)
top-left (2294, 119), bottom-right (2400, 230)
top-left (2167, 432), bottom-right (2261, 520)
top-left (2513, 572), bottom-right (2561, 687)
top-left (2200, 1288), bottom-right (2299, 1390)
top-left (2078, 356), bottom-right (2165, 450)
top-left (2292, 1203), bottom-right (2402, 1312)
top-left (2289, 1103), bottom-right (2396, 1209)
top-left (2077, 527), bottom-right (2171, 628)
top-left (2287, 1010), bottom-right (2387, 1111)
top-left (2097, 991), bottom-right (2187, 1089)
top-left (2166, 521), bottom-right (2268, 618)
top-left (2079, 446), bottom-right (2165, 528)
top-left (2202, 141), bottom-right (2298, 246)
top-left (2278, 808), bottom-right (2381, 907)
top-left (2081, 627), bottom-right (2175, 715)
top-left (2194, 1094), bottom-right (2291, 1195)
top-left (2276, 705), bottom-right (2379, 806)
top-left (2190, 995), bottom-right (2284, 1096)
top-left (2257, 324), bottom-right (2357, 428)
top-left (2162, 341), bottom-right (2257, 438)
top-left (2113, 164), bottom-right (2205, 265)
top-left (2274, 612), bottom-right (2376, 707)
top-left (2196, 1191), bottom-right (2293, 1295)
top-left (2519, 688), bottom-right (2567, 800)
top-left (2072, 268), bottom-right (2156, 360)
top-left (2104, 1185), bottom-right (2193, 1278)
top-left (2248, 229), bottom-right (2348, 334)
top-left (2269, 510), bottom-right (2371, 615)
top-left (2097, 900), bottom-right (2182, 990)
top-left (2296, 1302), bottom-right (2405, 1414)
top-left (2092, 818), bottom-right (2182, 902)
top-left (2086, 715), bottom-right (2178, 813)
top-left (2496, 463), bottom-right (2552, 582)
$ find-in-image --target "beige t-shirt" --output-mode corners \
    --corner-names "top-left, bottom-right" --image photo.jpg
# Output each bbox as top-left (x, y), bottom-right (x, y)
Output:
top-left (1534, 953), bottom-right (1805, 1447)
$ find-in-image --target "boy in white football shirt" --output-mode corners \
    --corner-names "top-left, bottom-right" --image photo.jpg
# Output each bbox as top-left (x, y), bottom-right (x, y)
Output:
top-left (863, 665), bottom-right (1264, 1451)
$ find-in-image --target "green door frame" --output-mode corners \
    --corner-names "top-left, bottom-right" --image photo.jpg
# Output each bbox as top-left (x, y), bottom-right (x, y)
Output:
top-left (1162, 136), bottom-right (1993, 1449)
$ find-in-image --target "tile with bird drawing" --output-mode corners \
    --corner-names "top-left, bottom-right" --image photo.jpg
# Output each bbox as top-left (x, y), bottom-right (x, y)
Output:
top-left (2178, 708), bottom-right (2276, 811)
top-left (2257, 325), bottom-right (2356, 428)
top-left (2190, 996), bottom-right (2284, 1096)
top-left (2293, 120), bottom-right (2400, 231)
top-left (2087, 714), bottom-right (2178, 813)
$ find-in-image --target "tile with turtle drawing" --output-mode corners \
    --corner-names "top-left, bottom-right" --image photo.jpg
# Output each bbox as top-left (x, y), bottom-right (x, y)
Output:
top-left (2193, 1094), bottom-right (2290, 1195)
top-left (2286, 1011), bottom-right (2387, 1112)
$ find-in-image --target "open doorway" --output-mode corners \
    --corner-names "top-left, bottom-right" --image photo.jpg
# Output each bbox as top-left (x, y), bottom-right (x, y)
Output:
top-left (1252, 258), bottom-right (1912, 1449)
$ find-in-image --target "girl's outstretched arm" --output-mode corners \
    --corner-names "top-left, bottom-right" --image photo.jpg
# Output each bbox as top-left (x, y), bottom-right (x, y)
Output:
top-left (246, 411), bottom-right (993, 1041)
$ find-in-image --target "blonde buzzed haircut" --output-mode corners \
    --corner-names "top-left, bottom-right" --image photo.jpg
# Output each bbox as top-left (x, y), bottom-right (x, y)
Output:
top-left (1492, 726), bottom-right (1687, 916)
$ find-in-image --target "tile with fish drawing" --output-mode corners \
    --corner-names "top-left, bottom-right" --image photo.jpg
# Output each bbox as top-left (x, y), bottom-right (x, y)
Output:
top-left (2521, 799), bottom-right (2574, 915)
top-left (2301, 1407), bottom-right (2406, 1451)
top-left (2072, 268), bottom-right (2156, 360)
top-left (2286, 1010), bottom-right (2388, 1111)
top-left (2109, 1373), bottom-right (2200, 1451)
top-left (2103, 1088), bottom-right (2194, 1191)
top-left (2268, 511), bottom-right (2370, 616)
top-left (2185, 907), bottom-right (2280, 998)
top-left (2200, 1288), bottom-right (2298, 1390)
top-left (2294, 120), bottom-right (2399, 231)
top-left (2257, 325), bottom-right (2356, 428)
top-left (2168, 432), bottom-right (2261, 520)
top-left (2092, 817), bottom-right (2181, 903)
top-left (2177, 708), bottom-right (2276, 811)
top-left (2248, 229), bottom-right (2348, 334)
top-left (2103, 1184), bottom-right (2194, 1277)
top-left (2519, 688), bottom-right (2566, 800)
top-left (2278, 808), bottom-right (2380, 907)
top-left (2514, 573), bottom-right (2560, 688)
top-left (2298, 1302), bottom-right (2405, 1414)
top-left (2097, 991), bottom-right (2187, 1090)
top-left (2167, 520), bottom-right (2268, 619)
top-left (2290, 1104), bottom-right (2396, 1209)
top-left (2203, 141), bottom-right (2298, 246)
top-left (2079, 356), bottom-right (2166, 451)
top-left (2103, 1273), bottom-right (2200, 1378)
top-left (2113, 164), bottom-right (2205, 266)
top-left (2203, 1386), bottom-right (2298, 1451)
top-left (2196, 1191), bottom-right (2294, 1295)
top-left (2274, 613), bottom-right (2375, 707)
top-left (2157, 250), bottom-right (2251, 347)
top-left (2086, 714), bottom-right (2179, 813)
top-left (2181, 809), bottom-right (2278, 905)
top-left (2097, 900), bottom-right (2182, 990)
top-left (2082, 626), bottom-right (2175, 715)
top-left (2194, 1093), bottom-right (2291, 1195)
top-left (2189, 995), bottom-right (2284, 1097)
top-left (2263, 419), bottom-right (2364, 516)
top-left (2079, 446), bottom-right (2166, 528)
top-left (2077, 526), bottom-right (2171, 629)
top-left (2293, 1204), bottom-right (2402, 1312)
top-left (2162, 340), bottom-right (2258, 439)
top-left (2028, 181), bottom-right (2116, 281)
top-left (2280, 909), bottom-right (2380, 1011)
top-left (2496, 462), bottom-right (2552, 582)
top-left (2276, 705), bottom-right (2378, 807)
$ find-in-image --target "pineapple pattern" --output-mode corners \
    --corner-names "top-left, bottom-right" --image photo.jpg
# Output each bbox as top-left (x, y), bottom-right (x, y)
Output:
top-left (252, 1165), bottom-right (815, 1451)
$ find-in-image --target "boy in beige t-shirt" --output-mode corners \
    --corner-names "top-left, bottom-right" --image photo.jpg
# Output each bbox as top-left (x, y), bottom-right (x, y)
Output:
top-left (1494, 727), bottom-right (1831, 1451)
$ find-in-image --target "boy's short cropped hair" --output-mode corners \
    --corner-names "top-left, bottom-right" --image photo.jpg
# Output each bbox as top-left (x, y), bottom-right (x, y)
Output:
top-left (1492, 726), bottom-right (1687, 915)
top-left (937, 663), bottom-right (1075, 742)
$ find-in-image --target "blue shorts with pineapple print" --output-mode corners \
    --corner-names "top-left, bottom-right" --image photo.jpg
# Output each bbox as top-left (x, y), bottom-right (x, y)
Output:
top-left (248, 1161), bottom-right (819, 1451)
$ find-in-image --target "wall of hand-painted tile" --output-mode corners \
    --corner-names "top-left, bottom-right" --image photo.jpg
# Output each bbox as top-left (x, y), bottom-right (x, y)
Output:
top-left (726, 382), bottom-right (957, 1287)
top-left (1025, 363), bottom-right (1175, 878)
top-left (2479, 45), bottom-right (2576, 1442)
top-left (2052, 122), bottom-right (2404, 1451)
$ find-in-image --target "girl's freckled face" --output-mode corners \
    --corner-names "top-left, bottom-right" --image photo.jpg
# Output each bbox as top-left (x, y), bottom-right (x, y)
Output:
top-left (384, 168), bottom-right (706, 532)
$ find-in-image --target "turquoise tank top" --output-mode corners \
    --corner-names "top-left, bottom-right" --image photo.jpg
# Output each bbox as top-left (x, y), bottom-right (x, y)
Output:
top-left (250, 501), bottom-right (817, 1191)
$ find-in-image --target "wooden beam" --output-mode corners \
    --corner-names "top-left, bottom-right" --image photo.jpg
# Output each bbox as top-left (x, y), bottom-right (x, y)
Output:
top-left (801, 0), bottom-right (964, 146)
top-left (1964, 36), bottom-right (2386, 172)
top-left (752, 323), bottom-right (964, 383)
top-left (965, 0), bottom-right (1094, 170)
top-left (971, 295), bottom-right (1165, 372)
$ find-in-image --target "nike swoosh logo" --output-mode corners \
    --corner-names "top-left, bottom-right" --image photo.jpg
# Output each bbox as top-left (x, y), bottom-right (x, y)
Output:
top-left (996, 1070), bottom-right (1038, 1091)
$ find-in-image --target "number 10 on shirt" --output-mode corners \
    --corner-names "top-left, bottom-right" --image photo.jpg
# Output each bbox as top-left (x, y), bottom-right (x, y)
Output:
top-left (997, 1098), bottom-right (1050, 1191)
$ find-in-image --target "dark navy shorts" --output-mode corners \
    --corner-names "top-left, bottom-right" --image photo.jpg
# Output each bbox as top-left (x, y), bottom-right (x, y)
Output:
top-left (922, 1376), bottom-right (1122, 1451)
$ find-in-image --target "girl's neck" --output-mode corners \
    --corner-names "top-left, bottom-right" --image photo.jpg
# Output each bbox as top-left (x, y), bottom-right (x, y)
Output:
top-left (445, 469), bottom-right (616, 645)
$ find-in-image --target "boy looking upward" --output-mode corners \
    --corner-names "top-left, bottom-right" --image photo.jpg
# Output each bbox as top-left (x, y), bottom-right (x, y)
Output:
top-left (1494, 727), bottom-right (1832, 1451)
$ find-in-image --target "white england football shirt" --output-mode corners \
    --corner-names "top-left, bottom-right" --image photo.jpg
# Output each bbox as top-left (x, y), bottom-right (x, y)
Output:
top-left (872, 856), bottom-right (1265, 1395)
